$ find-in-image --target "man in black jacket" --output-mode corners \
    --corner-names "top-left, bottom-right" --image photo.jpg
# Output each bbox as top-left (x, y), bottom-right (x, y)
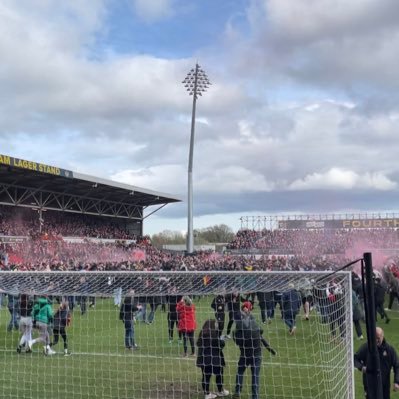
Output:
top-left (232, 301), bottom-right (276, 399)
top-left (354, 327), bottom-right (399, 399)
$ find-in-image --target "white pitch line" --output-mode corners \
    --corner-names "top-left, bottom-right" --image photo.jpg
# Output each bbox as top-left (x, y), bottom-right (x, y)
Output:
top-left (1, 349), bottom-right (349, 370)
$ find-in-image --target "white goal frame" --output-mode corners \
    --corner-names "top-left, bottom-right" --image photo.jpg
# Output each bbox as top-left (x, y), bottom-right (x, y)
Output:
top-left (0, 270), bottom-right (354, 399)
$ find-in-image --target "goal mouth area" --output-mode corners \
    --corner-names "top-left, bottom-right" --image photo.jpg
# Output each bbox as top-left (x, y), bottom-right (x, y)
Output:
top-left (0, 270), bottom-right (354, 399)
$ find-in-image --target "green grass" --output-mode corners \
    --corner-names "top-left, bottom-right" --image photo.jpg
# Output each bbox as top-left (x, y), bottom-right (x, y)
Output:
top-left (0, 298), bottom-right (398, 399)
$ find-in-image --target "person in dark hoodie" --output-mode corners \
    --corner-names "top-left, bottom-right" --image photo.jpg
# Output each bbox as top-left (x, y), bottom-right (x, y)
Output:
top-left (119, 290), bottom-right (141, 350)
top-left (232, 301), bottom-right (276, 399)
top-left (50, 300), bottom-right (72, 356)
top-left (354, 327), bottom-right (399, 399)
top-left (196, 319), bottom-right (229, 399)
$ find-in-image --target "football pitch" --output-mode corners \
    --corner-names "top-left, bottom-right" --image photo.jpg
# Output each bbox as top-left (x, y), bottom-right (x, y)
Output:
top-left (0, 297), bottom-right (398, 399)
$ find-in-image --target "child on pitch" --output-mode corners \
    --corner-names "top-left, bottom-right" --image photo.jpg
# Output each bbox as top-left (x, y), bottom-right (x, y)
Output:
top-left (120, 290), bottom-right (142, 350)
top-left (50, 300), bottom-right (72, 356)
top-left (177, 296), bottom-right (197, 357)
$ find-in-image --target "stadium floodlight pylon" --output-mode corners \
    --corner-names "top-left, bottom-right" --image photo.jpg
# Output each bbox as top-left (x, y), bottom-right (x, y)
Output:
top-left (0, 271), bottom-right (353, 399)
top-left (182, 63), bottom-right (211, 254)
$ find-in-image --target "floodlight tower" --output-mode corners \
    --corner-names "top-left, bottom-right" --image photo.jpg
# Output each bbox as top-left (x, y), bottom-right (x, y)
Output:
top-left (182, 63), bottom-right (211, 254)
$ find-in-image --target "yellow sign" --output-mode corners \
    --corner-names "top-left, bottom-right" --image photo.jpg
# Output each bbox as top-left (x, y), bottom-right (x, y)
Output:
top-left (342, 219), bottom-right (399, 228)
top-left (0, 154), bottom-right (73, 178)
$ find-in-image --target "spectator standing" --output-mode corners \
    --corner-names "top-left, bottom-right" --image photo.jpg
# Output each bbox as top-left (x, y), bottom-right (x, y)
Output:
top-left (326, 280), bottom-right (346, 340)
top-left (281, 284), bottom-right (302, 335)
top-left (225, 292), bottom-right (243, 339)
top-left (354, 327), bottom-right (399, 399)
top-left (211, 295), bottom-right (226, 337)
top-left (196, 319), bottom-right (229, 399)
top-left (299, 278), bottom-right (314, 321)
top-left (119, 290), bottom-right (140, 350)
top-left (50, 300), bottom-right (72, 356)
top-left (7, 293), bottom-right (20, 332)
top-left (256, 291), bottom-right (273, 324)
top-left (147, 295), bottom-right (161, 324)
top-left (352, 272), bottom-right (364, 313)
top-left (232, 301), bottom-right (276, 399)
top-left (136, 295), bottom-right (148, 323)
top-left (77, 276), bottom-right (89, 316)
top-left (374, 276), bottom-right (390, 324)
top-left (177, 296), bottom-right (197, 357)
top-left (16, 294), bottom-right (33, 353)
top-left (383, 264), bottom-right (399, 311)
top-left (352, 290), bottom-right (364, 340)
top-left (386, 282), bottom-right (399, 310)
top-left (166, 292), bottom-right (182, 344)
top-left (113, 277), bottom-right (122, 307)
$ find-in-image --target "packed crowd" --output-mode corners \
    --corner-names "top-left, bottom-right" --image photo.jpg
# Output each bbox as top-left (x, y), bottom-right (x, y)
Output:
top-left (1, 205), bottom-right (399, 273)
top-left (0, 205), bottom-right (135, 240)
top-left (1, 238), bottom-right (339, 272)
top-left (227, 228), bottom-right (399, 255)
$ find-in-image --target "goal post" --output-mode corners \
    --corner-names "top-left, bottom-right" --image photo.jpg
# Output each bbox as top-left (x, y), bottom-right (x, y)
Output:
top-left (0, 271), bottom-right (353, 399)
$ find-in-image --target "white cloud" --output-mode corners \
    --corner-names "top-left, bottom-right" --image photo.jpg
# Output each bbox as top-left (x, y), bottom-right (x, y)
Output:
top-left (132, 0), bottom-right (175, 22)
top-left (289, 168), bottom-right (397, 191)
top-left (266, 0), bottom-right (397, 42)
top-left (196, 166), bottom-right (275, 194)
top-left (111, 164), bottom-right (185, 194)
top-left (234, 0), bottom-right (399, 91)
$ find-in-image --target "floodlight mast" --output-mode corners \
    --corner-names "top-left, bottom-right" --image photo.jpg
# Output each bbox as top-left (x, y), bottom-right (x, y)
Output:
top-left (182, 63), bottom-right (211, 254)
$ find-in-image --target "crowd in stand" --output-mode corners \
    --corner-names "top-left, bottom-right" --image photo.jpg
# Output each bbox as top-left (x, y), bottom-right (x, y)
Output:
top-left (0, 239), bottom-right (313, 272)
top-left (1, 205), bottom-right (399, 273)
top-left (227, 228), bottom-right (399, 255)
top-left (0, 205), bottom-right (135, 240)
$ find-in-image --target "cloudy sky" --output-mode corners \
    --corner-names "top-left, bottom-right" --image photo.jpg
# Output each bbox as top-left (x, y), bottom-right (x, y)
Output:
top-left (1, 0), bottom-right (399, 235)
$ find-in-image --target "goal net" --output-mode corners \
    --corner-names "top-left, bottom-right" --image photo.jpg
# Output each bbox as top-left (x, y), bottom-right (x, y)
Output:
top-left (0, 271), bottom-right (353, 399)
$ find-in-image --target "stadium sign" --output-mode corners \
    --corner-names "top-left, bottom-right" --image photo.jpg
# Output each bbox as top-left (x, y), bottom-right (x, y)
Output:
top-left (278, 218), bottom-right (399, 229)
top-left (0, 236), bottom-right (27, 243)
top-left (0, 154), bottom-right (73, 178)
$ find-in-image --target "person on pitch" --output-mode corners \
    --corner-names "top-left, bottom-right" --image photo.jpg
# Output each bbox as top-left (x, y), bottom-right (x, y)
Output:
top-left (196, 319), bottom-right (229, 399)
top-left (232, 301), bottom-right (276, 399)
top-left (354, 327), bottom-right (399, 399)
top-left (50, 300), bottom-right (72, 356)
top-left (177, 296), bottom-right (197, 357)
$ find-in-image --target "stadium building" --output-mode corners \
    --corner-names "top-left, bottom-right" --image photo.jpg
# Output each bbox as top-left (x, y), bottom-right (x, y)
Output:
top-left (0, 153), bottom-right (181, 240)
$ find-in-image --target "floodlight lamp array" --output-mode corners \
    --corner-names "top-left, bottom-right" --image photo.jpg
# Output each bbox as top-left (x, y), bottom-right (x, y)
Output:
top-left (182, 64), bottom-right (211, 99)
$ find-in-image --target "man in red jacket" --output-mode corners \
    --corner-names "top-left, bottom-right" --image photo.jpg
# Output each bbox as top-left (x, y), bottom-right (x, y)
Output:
top-left (177, 296), bottom-right (197, 357)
